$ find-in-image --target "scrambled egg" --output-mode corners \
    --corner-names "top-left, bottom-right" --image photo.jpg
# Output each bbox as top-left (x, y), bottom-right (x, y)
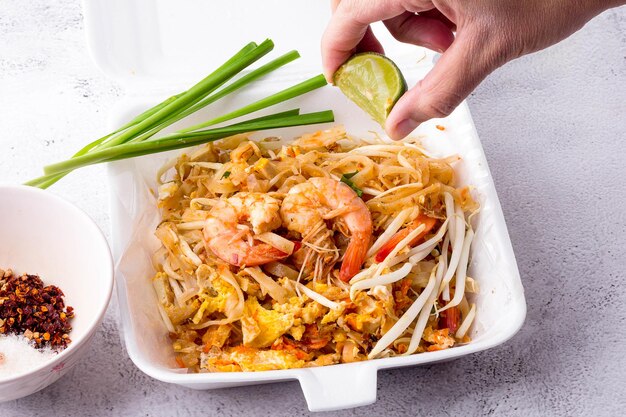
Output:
top-left (301, 301), bottom-right (327, 324)
top-left (309, 282), bottom-right (346, 301)
top-left (202, 346), bottom-right (304, 372)
top-left (192, 265), bottom-right (239, 324)
top-left (202, 325), bottom-right (231, 348)
top-left (230, 347), bottom-right (304, 371)
top-left (344, 292), bottom-right (386, 334)
top-left (272, 295), bottom-right (330, 340)
top-left (423, 326), bottom-right (455, 351)
top-left (241, 297), bottom-right (293, 348)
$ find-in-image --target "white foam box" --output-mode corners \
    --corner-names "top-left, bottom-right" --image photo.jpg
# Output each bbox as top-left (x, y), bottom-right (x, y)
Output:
top-left (83, 0), bottom-right (526, 411)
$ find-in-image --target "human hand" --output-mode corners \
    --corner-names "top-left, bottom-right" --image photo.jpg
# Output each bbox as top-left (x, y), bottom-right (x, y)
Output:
top-left (322, 0), bottom-right (619, 139)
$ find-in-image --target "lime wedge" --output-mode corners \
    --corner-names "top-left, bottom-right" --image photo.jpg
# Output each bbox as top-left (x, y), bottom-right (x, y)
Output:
top-left (333, 53), bottom-right (407, 126)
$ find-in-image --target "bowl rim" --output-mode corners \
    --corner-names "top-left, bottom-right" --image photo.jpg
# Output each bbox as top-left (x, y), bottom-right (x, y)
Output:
top-left (0, 184), bottom-right (114, 384)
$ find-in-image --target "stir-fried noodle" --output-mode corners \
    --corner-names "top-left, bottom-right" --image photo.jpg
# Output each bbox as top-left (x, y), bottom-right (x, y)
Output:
top-left (152, 127), bottom-right (479, 371)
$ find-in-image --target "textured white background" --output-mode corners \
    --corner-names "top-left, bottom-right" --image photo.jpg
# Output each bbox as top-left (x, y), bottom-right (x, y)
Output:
top-left (1, 1), bottom-right (625, 416)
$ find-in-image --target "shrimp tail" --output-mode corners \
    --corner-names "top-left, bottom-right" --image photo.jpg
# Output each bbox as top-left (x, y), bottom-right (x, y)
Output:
top-left (339, 233), bottom-right (369, 282)
top-left (439, 305), bottom-right (461, 334)
top-left (375, 228), bottom-right (411, 262)
top-left (207, 235), bottom-right (288, 267)
top-left (375, 214), bottom-right (437, 262)
top-left (244, 244), bottom-right (290, 266)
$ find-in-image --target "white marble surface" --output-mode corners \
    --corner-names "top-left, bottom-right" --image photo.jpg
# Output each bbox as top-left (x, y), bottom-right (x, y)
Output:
top-left (1, 1), bottom-right (625, 416)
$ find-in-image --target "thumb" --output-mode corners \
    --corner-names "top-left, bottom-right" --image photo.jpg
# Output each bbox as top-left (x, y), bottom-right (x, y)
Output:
top-left (385, 31), bottom-right (500, 140)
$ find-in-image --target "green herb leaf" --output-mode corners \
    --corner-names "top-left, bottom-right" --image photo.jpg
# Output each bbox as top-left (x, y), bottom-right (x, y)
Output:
top-left (222, 171), bottom-right (231, 179)
top-left (341, 171), bottom-right (363, 197)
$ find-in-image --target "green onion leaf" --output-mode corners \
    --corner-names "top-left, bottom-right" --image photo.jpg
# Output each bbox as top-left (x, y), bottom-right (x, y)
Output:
top-left (103, 39), bottom-right (274, 148)
top-left (26, 43), bottom-right (265, 189)
top-left (341, 171), bottom-right (363, 197)
top-left (128, 50), bottom-right (301, 144)
top-left (27, 40), bottom-right (334, 189)
top-left (179, 74), bottom-right (327, 132)
top-left (43, 110), bottom-right (334, 175)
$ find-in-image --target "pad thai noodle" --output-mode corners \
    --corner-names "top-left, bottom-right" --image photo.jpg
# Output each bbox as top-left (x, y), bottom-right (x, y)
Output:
top-left (152, 126), bottom-right (479, 372)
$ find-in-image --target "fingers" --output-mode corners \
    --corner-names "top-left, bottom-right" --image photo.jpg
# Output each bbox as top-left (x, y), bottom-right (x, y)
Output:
top-left (322, 0), bottom-right (424, 81)
top-left (384, 11), bottom-right (455, 53)
top-left (357, 26), bottom-right (385, 55)
top-left (322, 0), bottom-right (498, 140)
top-left (329, 1), bottom-right (384, 69)
top-left (419, 9), bottom-right (456, 31)
top-left (385, 31), bottom-right (502, 140)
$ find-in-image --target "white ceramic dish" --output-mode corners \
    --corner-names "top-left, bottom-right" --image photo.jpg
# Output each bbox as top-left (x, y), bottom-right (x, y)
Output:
top-left (83, 0), bottom-right (526, 411)
top-left (0, 185), bottom-right (114, 402)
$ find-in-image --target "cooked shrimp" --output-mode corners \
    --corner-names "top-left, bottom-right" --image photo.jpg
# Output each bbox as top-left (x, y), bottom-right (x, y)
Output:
top-left (280, 182), bottom-right (339, 280)
top-left (375, 213), bottom-right (438, 262)
top-left (204, 193), bottom-right (288, 267)
top-left (281, 177), bottom-right (372, 282)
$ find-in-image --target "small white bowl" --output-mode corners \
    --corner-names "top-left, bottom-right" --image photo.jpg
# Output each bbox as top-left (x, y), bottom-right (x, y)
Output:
top-left (0, 185), bottom-right (113, 402)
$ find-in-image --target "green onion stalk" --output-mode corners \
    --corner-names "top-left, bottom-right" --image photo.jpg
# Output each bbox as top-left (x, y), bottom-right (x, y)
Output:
top-left (27, 39), bottom-right (334, 189)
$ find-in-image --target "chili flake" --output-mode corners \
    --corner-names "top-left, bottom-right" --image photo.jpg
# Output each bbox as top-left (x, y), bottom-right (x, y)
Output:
top-left (0, 268), bottom-right (74, 350)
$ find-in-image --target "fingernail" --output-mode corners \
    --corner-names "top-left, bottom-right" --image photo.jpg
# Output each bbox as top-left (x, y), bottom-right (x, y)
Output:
top-left (392, 119), bottom-right (419, 140)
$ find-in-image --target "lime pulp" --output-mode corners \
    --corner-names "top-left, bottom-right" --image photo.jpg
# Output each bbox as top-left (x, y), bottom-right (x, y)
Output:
top-left (333, 53), bottom-right (407, 126)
